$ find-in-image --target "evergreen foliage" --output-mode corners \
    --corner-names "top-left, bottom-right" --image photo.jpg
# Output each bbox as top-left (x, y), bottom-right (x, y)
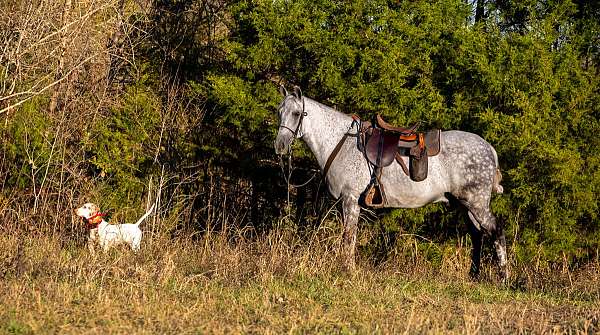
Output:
top-left (195, 0), bottom-right (599, 263)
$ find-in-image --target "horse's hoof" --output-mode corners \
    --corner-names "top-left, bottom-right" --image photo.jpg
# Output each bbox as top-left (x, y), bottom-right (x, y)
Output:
top-left (469, 270), bottom-right (481, 282)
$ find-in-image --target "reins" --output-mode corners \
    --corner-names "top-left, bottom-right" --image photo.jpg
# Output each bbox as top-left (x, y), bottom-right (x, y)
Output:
top-left (278, 154), bottom-right (319, 188)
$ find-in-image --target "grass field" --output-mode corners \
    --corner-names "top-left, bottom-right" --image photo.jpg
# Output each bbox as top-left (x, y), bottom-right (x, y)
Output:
top-left (1, 225), bottom-right (599, 334)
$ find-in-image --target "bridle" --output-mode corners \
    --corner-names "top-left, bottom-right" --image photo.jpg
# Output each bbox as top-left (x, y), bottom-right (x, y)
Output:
top-left (277, 95), bottom-right (307, 147)
top-left (276, 94), bottom-right (316, 190)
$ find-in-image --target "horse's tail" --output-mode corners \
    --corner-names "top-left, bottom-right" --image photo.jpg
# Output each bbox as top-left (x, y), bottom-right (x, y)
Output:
top-left (134, 203), bottom-right (155, 226)
top-left (491, 146), bottom-right (504, 194)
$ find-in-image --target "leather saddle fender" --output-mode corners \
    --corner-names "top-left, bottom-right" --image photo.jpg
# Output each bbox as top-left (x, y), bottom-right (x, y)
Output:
top-left (365, 128), bottom-right (400, 167)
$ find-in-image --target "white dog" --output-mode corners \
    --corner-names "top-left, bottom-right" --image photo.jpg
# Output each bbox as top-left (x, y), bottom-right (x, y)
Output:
top-left (75, 202), bottom-right (155, 252)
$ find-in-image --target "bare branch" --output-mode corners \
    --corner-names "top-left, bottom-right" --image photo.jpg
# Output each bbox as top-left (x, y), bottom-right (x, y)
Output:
top-left (0, 53), bottom-right (98, 115)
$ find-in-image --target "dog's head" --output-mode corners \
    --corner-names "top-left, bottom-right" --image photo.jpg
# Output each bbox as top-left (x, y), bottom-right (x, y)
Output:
top-left (75, 202), bottom-right (100, 219)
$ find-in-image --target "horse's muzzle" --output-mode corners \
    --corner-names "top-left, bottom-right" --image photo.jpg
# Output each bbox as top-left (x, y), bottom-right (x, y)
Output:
top-left (274, 134), bottom-right (291, 155)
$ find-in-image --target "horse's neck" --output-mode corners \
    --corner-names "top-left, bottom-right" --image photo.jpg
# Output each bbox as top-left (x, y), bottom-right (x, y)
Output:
top-left (301, 99), bottom-right (353, 170)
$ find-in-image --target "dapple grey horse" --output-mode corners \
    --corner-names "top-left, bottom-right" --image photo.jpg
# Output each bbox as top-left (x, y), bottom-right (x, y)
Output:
top-left (274, 86), bottom-right (507, 281)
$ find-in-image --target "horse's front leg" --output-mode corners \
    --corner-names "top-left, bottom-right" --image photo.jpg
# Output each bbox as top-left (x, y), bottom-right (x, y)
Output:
top-left (342, 195), bottom-right (360, 271)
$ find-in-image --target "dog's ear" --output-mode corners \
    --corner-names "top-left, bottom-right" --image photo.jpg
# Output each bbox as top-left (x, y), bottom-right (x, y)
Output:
top-left (91, 204), bottom-right (100, 215)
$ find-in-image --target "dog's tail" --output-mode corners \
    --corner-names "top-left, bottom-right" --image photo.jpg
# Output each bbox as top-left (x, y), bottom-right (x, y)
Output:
top-left (134, 203), bottom-right (156, 226)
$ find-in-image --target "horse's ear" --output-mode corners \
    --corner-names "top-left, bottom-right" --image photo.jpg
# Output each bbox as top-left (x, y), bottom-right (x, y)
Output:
top-left (293, 86), bottom-right (302, 100)
top-left (279, 85), bottom-right (288, 97)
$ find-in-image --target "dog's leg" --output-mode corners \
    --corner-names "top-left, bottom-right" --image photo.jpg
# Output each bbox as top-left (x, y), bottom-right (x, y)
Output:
top-left (88, 239), bottom-right (96, 254)
top-left (101, 239), bottom-right (111, 252)
top-left (131, 231), bottom-right (142, 253)
top-left (88, 228), bottom-right (98, 254)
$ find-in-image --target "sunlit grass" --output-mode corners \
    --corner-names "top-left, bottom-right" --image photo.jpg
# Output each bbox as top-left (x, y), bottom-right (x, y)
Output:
top-left (1, 225), bottom-right (598, 334)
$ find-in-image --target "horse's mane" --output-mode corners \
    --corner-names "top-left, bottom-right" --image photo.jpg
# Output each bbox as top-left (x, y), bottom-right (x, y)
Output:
top-left (305, 97), bottom-right (349, 117)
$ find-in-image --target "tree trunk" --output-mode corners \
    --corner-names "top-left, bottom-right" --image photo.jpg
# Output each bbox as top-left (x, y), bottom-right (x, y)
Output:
top-left (475, 0), bottom-right (485, 23)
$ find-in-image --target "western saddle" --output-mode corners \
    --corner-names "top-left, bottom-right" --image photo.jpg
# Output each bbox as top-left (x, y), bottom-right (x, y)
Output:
top-left (360, 114), bottom-right (441, 208)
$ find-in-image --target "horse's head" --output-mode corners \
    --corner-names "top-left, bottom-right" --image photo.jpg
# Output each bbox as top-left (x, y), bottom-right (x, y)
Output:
top-left (274, 85), bottom-right (306, 155)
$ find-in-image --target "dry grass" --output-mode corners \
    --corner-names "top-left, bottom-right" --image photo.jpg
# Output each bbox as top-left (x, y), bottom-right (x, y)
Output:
top-left (1, 223), bottom-right (599, 334)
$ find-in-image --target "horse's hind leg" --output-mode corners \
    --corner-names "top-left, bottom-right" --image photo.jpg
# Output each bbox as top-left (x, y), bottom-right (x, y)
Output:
top-left (468, 208), bottom-right (508, 282)
top-left (492, 217), bottom-right (508, 281)
top-left (467, 213), bottom-right (483, 279)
